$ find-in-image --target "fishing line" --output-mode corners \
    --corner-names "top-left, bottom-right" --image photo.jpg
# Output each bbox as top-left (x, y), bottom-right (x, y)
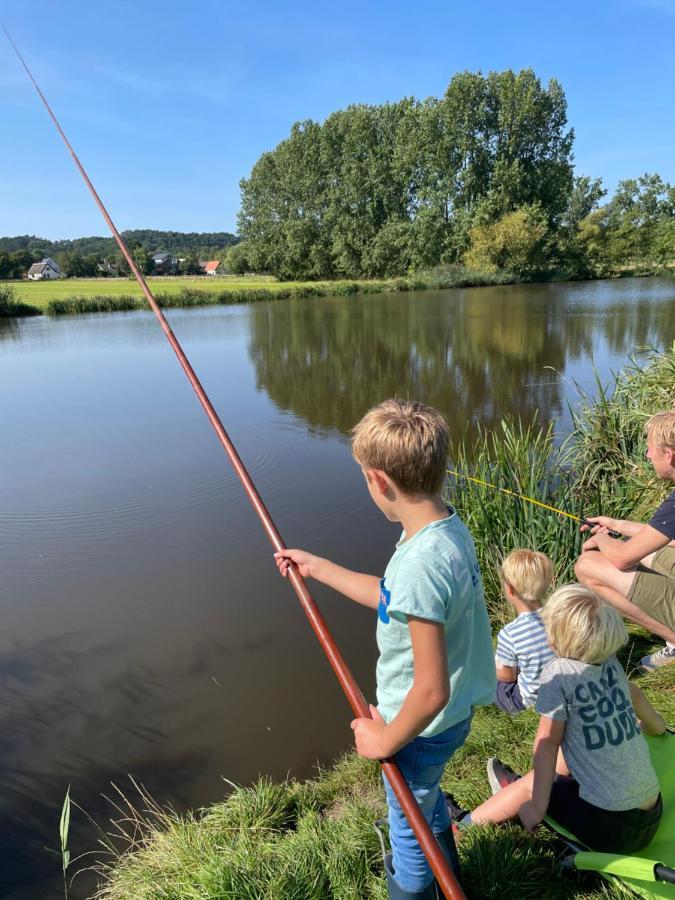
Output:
top-left (447, 469), bottom-right (622, 538)
top-left (4, 27), bottom-right (464, 899)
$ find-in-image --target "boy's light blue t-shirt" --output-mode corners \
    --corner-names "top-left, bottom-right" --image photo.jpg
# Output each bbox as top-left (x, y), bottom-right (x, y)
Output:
top-left (376, 510), bottom-right (496, 736)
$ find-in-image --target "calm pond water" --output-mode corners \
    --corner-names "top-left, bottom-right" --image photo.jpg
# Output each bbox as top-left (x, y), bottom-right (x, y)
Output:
top-left (1, 278), bottom-right (674, 898)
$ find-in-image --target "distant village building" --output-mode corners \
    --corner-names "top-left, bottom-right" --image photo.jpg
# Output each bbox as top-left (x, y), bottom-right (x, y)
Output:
top-left (204, 260), bottom-right (222, 276)
top-left (27, 257), bottom-right (61, 280)
top-left (152, 252), bottom-right (178, 275)
top-left (97, 259), bottom-right (119, 277)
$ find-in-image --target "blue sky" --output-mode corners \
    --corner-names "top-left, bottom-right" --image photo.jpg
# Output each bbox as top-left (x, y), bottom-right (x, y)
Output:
top-left (1, 0), bottom-right (674, 239)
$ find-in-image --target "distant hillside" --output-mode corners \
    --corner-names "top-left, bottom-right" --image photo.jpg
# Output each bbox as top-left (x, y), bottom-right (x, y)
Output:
top-left (0, 230), bottom-right (239, 257)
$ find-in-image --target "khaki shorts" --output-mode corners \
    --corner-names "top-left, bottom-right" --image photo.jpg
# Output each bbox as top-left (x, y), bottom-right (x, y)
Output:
top-left (627, 546), bottom-right (675, 632)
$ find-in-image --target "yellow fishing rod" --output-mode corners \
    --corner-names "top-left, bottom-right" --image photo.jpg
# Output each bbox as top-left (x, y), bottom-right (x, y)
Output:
top-left (447, 469), bottom-right (622, 538)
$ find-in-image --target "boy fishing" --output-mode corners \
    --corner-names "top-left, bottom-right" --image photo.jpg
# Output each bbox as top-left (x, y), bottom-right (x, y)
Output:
top-left (275, 399), bottom-right (496, 899)
top-left (575, 410), bottom-right (675, 670)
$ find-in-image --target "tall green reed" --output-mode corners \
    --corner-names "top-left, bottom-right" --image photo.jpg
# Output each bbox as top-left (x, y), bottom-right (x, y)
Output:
top-left (572, 344), bottom-right (675, 520)
top-left (60, 786), bottom-right (71, 899)
top-left (447, 417), bottom-right (583, 626)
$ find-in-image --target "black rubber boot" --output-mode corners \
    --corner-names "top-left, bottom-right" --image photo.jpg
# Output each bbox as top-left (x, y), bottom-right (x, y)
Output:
top-left (383, 851), bottom-right (440, 899)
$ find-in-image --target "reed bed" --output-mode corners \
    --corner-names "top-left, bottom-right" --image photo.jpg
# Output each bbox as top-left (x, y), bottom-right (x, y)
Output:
top-left (448, 417), bottom-right (582, 628)
top-left (87, 346), bottom-right (674, 899)
top-left (572, 344), bottom-right (675, 521)
top-left (0, 284), bottom-right (42, 317)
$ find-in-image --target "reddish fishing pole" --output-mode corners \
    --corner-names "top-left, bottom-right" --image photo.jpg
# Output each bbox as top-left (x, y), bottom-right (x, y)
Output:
top-left (4, 27), bottom-right (466, 900)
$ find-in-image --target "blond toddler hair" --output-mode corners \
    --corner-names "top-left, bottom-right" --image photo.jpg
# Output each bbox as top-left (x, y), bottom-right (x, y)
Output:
top-left (540, 583), bottom-right (627, 665)
top-left (500, 549), bottom-right (554, 606)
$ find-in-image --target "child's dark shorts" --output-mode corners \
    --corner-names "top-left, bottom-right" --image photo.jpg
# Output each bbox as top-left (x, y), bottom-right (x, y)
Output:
top-left (495, 680), bottom-right (525, 714)
top-left (548, 775), bottom-right (662, 853)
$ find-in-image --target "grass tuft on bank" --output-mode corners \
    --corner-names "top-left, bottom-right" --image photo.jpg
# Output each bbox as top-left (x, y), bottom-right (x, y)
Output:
top-left (0, 284), bottom-right (42, 317)
top-left (91, 346), bottom-right (675, 899)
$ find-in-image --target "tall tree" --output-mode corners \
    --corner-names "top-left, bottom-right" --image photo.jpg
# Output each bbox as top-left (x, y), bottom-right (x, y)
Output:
top-left (579, 173), bottom-right (675, 272)
top-left (238, 69), bottom-right (575, 278)
top-left (132, 246), bottom-right (153, 276)
top-left (557, 175), bottom-right (606, 275)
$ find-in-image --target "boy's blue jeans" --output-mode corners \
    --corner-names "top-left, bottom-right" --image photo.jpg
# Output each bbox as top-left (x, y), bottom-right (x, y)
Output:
top-left (382, 715), bottom-right (472, 893)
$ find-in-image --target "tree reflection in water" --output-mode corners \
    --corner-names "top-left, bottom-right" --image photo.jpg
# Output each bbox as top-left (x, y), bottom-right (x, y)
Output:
top-left (247, 280), bottom-right (675, 443)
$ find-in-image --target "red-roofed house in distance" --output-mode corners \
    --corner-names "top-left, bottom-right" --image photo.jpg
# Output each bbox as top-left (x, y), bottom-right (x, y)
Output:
top-left (204, 260), bottom-right (221, 276)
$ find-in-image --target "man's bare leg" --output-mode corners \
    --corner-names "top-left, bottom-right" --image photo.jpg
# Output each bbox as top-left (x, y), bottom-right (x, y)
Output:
top-left (574, 552), bottom-right (675, 644)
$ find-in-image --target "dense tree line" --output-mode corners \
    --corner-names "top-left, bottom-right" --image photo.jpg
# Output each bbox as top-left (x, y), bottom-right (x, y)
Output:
top-left (0, 230), bottom-right (240, 279)
top-left (579, 174), bottom-right (674, 274)
top-left (0, 230), bottom-right (238, 256)
top-left (238, 69), bottom-right (674, 280)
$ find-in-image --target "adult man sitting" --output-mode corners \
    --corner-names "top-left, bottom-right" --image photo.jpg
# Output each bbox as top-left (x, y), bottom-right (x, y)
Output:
top-left (575, 410), bottom-right (675, 670)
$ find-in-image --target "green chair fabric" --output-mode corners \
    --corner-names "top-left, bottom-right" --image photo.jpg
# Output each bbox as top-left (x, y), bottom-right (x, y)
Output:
top-left (546, 732), bottom-right (674, 900)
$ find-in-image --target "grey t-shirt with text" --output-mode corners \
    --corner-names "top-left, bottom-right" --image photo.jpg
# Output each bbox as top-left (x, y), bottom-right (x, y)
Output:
top-left (536, 656), bottom-right (659, 811)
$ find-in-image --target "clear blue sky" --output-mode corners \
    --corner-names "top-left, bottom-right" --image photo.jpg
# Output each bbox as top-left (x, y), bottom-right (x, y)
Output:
top-left (1, 0), bottom-right (674, 239)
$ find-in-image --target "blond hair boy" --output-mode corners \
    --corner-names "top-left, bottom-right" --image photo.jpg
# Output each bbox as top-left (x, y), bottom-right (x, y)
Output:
top-left (575, 409), bottom-right (675, 670)
top-left (275, 399), bottom-right (495, 897)
top-left (494, 550), bottom-right (555, 714)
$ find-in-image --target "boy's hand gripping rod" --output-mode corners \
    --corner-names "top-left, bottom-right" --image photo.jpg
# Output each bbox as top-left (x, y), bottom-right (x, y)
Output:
top-left (5, 28), bottom-right (465, 900)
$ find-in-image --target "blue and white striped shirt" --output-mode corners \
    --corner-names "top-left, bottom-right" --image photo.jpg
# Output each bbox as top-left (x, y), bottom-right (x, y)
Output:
top-left (495, 611), bottom-right (554, 707)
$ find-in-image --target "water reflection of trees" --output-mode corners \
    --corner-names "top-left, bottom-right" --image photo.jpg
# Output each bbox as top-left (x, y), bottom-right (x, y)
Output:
top-left (248, 286), bottom-right (569, 441)
top-left (599, 299), bottom-right (675, 356)
top-left (247, 282), bottom-right (675, 440)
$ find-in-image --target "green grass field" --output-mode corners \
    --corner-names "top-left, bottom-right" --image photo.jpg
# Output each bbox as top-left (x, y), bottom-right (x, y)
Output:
top-left (7, 276), bottom-right (280, 308)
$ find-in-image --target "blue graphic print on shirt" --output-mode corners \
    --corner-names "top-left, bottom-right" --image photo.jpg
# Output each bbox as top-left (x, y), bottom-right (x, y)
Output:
top-left (536, 655), bottom-right (659, 810)
top-left (378, 578), bottom-right (391, 624)
top-left (575, 662), bottom-right (641, 750)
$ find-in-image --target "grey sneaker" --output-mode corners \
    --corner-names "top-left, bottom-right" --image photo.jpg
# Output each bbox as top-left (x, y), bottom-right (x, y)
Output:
top-left (641, 644), bottom-right (675, 672)
top-left (486, 757), bottom-right (520, 795)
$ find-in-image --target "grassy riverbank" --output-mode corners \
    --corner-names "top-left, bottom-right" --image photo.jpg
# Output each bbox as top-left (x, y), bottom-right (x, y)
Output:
top-left (90, 347), bottom-right (675, 899)
top-left (0, 268), bottom-right (513, 317)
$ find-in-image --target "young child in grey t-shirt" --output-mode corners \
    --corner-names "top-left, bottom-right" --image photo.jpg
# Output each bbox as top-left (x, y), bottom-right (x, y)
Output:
top-left (447, 584), bottom-right (666, 853)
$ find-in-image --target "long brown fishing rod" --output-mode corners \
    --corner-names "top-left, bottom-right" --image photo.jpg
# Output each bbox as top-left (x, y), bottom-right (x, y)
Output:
top-left (4, 27), bottom-right (465, 899)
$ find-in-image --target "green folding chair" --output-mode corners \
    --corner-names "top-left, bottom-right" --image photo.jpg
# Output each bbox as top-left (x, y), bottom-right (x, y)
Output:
top-left (547, 732), bottom-right (675, 900)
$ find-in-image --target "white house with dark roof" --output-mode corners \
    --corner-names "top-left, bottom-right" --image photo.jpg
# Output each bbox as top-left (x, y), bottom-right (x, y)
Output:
top-left (27, 257), bottom-right (61, 280)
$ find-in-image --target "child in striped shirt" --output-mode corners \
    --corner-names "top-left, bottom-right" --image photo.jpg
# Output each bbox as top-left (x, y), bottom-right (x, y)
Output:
top-left (495, 550), bottom-right (555, 714)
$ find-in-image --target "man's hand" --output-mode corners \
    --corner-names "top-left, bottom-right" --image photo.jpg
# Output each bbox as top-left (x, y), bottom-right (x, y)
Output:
top-left (518, 800), bottom-right (545, 833)
top-left (351, 705), bottom-right (391, 760)
top-left (581, 535), bottom-right (600, 552)
top-left (581, 515), bottom-right (621, 535)
top-left (274, 548), bottom-right (320, 580)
